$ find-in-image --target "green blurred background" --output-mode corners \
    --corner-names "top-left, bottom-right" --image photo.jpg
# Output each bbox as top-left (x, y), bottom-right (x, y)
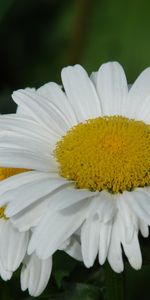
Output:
top-left (1, 0), bottom-right (150, 113)
top-left (1, 0), bottom-right (150, 299)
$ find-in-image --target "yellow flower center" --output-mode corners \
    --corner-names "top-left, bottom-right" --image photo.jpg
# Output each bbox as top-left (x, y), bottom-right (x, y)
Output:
top-left (54, 116), bottom-right (150, 193)
top-left (0, 205), bottom-right (8, 220)
top-left (0, 168), bottom-right (27, 219)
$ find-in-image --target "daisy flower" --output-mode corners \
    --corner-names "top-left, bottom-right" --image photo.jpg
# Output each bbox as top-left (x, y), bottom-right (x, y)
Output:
top-left (0, 61), bottom-right (149, 273)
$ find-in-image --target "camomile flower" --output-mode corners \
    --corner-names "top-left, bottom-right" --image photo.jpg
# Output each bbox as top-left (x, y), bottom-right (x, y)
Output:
top-left (0, 62), bottom-right (150, 273)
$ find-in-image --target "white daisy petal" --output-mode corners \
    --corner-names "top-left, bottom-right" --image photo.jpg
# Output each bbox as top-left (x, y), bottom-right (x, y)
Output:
top-left (123, 231), bottom-right (142, 270)
top-left (0, 131), bottom-right (51, 154)
top-left (117, 195), bottom-right (135, 243)
top-left (10, 181), bottom-right (66, 231)
top-left (48, 187), bottom-right (96, 212)
top-left (64, 236), bottom-right (82, 261)
top-left (126, 67), bottom-right (150, 119)
top-left (125, 189), bottom-right (150, 225)
top-left (0, 220), bottom-right (29, 272)
top-left (131, 94), bottom-right (150, 124)
top-left (37, 82), bottom-right (77, 127)
top-left (0, 115), bottom-right (56, 145)
top-left (16, 88), bottom-right (35, 115)
top-left (21, 254), bottom-right (52, 297)
top-left (86, 192), bottom-right (116, 222)
top-left (98, 222), bottom-right (112, 265)
top-left (61, 64), bottom-right (101, 121)
top-left (10, 198), bottom-right (51, 231)
top-left (0, 148), bottom-right (57, 172)
top-left (5, 176), bottom-right (69, 217)
top-left (96, 61), bottom-right (128, 115)
top-left (119, 217), bottom-right (142, 270)
top-left (108, 217), bottom-right (124, 273)
top-left (12, 89), bottom-right (69, 136)
top-left (96, 193), bottom-right (116, 222)
top-left (28, 200), bottom-right (90, 259)
top-left (0, 171), bottom-right (54, 205)
top-left (59, 234), bottom-right (82, 261)
top-left (90, 72), bottom-right (98, 86)
top-left (85, 196), bottom-right (102, 218)
top-left (0, 172), bottom-right (61, 210)
top-left (0, 261), bottom-right (12, 281)
top-left (81, 215), bottom-right (99, 268)
top-left (139, 219), bottom-right (149, 237)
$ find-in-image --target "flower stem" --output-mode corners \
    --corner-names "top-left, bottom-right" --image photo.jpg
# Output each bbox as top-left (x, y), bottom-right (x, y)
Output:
top-left (104, 263), bottom-right (125, 300)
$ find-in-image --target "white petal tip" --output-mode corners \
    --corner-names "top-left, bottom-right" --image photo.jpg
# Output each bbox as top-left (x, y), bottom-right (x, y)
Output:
top-left (109, 260), bottom-right (124, 273)
top-left (1, 270), bottom-right (13, 281)
top-left (99, 256), bottom-right (106, 265)
top-left (84, 262), bottom-right (92, 269)
top-left (129, 257), bottom-right (142, 270)
top-left (113, 266), bottom-right (124, 273)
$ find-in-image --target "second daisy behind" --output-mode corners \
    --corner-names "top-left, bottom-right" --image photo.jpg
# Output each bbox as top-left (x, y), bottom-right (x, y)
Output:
top-left (0, 61), bottom-right (150, 272)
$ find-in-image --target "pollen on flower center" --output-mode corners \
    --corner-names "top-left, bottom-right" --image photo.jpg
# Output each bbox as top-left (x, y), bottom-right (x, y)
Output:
top-left (54, 116), bottom-right (150, 193)
top-left (0, 206), bottom-right (7, 219)
top-left (0, 167), bottom-right (27, 180)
